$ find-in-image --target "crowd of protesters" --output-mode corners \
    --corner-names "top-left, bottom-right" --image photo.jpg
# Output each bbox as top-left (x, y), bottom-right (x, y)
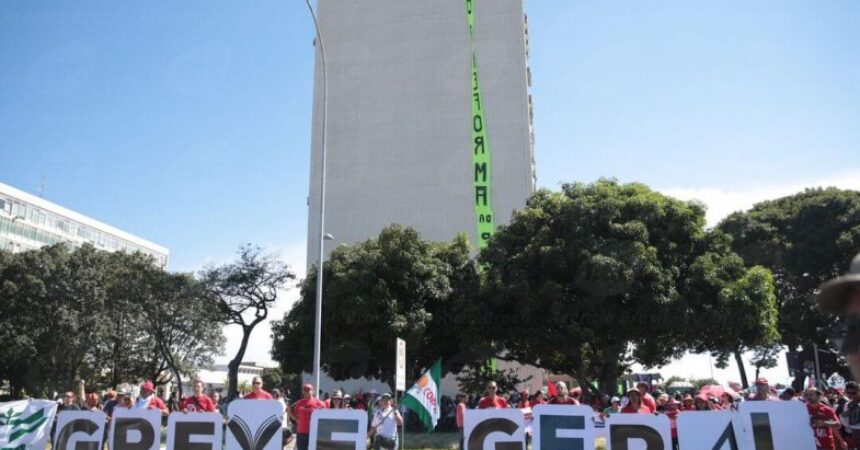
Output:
top-left (56, 372), bottom-right (860, 450)
top-left (453, 377), bottom-right (860, 450)
top-left (50, 375), bottom-right (405, 450)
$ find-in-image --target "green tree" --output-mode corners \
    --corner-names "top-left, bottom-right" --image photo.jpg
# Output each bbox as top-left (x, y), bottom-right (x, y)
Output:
top-left (718, 187), bottom-right (860, 388)
top-left (479, 180), bottom-right (777, 397)
top-left (140, 272), bottom-right (225, 397)
top-left (0, 244), bottom-right (225, 397)
top-left (683, 233), bottom-right (780, 388)
top-left (271, 225), bottom-right (483, 383)
top-left (750, 345), bottom-right (781, 380)
top-left (0, 244), bottom-right (110, 397)
top-left (456, 365), bottom-right (532, 397)
top-left (201, 245), bottom-right (295, 400)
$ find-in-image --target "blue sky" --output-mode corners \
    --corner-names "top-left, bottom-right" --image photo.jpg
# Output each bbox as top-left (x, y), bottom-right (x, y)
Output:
top-left (2, 1), bottom-right (859, 380)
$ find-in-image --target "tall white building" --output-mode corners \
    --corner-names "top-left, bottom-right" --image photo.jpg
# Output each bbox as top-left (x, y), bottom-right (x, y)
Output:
top-left (307, 0), bottom-right (535, 266)
top-left (0, 182), bottom-right (169, 267)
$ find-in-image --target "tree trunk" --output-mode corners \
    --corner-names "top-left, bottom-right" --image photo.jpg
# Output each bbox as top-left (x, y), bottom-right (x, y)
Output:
top-left (228, 326), bottom-right (253, 401)
top-left (734, 351), bottom-right (749, 389)
top-left (173, 368), bottom-right (184, 399)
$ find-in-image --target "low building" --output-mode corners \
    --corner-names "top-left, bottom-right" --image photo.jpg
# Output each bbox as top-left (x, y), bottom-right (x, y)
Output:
top-left (0, 182), bottom-right (168, 267)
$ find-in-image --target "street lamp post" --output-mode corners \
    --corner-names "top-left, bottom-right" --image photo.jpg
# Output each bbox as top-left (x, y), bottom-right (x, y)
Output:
top-left (304, 0), bottom-right (329, 393)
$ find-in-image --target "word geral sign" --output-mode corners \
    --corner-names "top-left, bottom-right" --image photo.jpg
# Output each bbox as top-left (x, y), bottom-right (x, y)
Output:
top-left (464, 403), bottom-right (816, 450)
top-left (44, 400), bottom-right (816, 450)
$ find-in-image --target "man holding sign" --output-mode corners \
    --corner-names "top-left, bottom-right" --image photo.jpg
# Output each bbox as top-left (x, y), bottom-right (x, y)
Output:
top-left (136, 381), bottom-right (169, 416)
top-left (804, 387), bottom-right (845, 450)
top-left (369, 393), bottom-right (402, 450)
top-left (180, 381), bottom-right (216, 413)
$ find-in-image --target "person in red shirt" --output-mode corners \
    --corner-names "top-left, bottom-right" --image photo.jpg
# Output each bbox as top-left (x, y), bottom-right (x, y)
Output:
top-left (694, 394), bottom-right (712, 411)
top-left (478, 381), bottom-right (509, 409)
top-left (290, 383), bottom-right (326, 450)
top-left (680, 394), bottom-right (695, 411)
top-left (749, 377), bottom-right (778, 401)
top-left (805, 388), bottom-right (845, 450)
top-left (636, 382), bottom-right (657, 413)
top-left (137, 381), bottom-right (169, 416)
top-left (517, 390), bottom-right (531, 408)
top-left (180, 381), bottom-right (217, 412)
top-left (665, 399), bottom-right (680, 450)
top-left (243, 376), bottom-right (273, 400)
top-left (620, 389), bottom-right (651, 414)
top-left (531, 391), bottom-right (547, 406)
top-left (455, 394), bottom-right (467, 450)
top-left (547, 382), bottom-right (578, 405)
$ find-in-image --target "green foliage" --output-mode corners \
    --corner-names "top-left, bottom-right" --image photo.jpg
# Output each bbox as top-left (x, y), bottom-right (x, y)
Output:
top-left (478, 180), bottom-right (778, 395)
top-left (455, 365), bottom-right (533, 397)
top-left (0, 244), bottom-right (223, 398)
top-left (271, 225), bottom-right (483, 382)
top-left (750, 345), bottom-right (781, 379)
top-left (718, 187), bottom-right (860, 350)
top-left (200, 245), bottom-right (295, 400)
top-left (690, 378), bottom-right (720, 390)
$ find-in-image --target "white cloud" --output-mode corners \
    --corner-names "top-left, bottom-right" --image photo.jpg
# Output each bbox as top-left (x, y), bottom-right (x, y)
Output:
top-left (659, 170), bottom-right (860, 227)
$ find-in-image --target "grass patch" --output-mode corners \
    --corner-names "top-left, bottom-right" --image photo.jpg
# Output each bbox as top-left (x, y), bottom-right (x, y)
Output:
top-left (402, 432), bottom-right (459, 450)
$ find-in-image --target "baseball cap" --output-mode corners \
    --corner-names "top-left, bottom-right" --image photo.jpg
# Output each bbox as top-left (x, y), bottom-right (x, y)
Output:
top-left (303, 383), bottom-right (314, 391)
top-left (380, 393), bottom-right (392, 400)
top-left (755, 377), bottom-right (768, 385)
top-left (140, 381), bottom-right (155, 392)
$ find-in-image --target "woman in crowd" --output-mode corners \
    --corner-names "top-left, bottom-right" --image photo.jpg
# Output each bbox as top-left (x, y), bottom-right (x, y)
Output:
top-left (621, 389), bottom-right (651, 414)
top-left (84, 393), bottom-right (102, 411)
top-left (330, 390), bottom-right (346, 409)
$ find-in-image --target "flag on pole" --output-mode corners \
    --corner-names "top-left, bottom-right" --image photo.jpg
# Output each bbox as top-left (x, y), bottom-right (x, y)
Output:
top-left (0, 400), bottom-right (57, 450)
top-left (401, 359), bottom-right (441, 433)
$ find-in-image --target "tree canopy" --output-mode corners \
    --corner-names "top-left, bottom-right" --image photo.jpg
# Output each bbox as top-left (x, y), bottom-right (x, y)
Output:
top-left (718, 187), bottom-right (860, 386)
top-left (200, 245), bottom-right (294, 400)
top-left (478, 180), bottom-right (779, 395)
top-left (271, 225), bottom-right (483, 382)
top-left (0, 244), bottom-right (224, 398)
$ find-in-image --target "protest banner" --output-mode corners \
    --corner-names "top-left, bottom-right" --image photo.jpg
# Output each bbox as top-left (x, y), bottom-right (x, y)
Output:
top-left (531, 405), bottom-right (595, 450)
top-left (463, 408), bottom-right (525, 450)
top-left (225, 400), bottom-right (283, 450)
top-left (308, 409), bottom-right (367, 450)
top-left (109, 408), bottom-right (161, 450)
top-left (735, 401), bottom-right (816, 450)
top-left (676, 411), bottom-right (741, 450)
top-left (605, 414), bottom-right (672, 450)
top-left (53, 410), bottom-right (105, 450)
top-left (166, 412), bottom-right (224, 450)
top-left (3, 398), bottom-right (824, 450)
top-left (0, 400), bottom-right (56, 450)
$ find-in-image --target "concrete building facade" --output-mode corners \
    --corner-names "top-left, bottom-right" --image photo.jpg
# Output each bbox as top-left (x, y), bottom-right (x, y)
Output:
top-left (0, 182), bottom-right (169, 267)
top-left (307, 0), bottom-right (535, 266)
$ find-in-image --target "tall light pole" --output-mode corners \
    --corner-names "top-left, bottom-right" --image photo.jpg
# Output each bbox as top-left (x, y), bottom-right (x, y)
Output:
top-left (304, 0), bottom-right (328, 393)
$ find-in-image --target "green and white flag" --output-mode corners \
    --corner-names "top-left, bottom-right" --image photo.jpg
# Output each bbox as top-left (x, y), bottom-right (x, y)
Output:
top-left (401, 359), bottom-right (441, 433)
top-left (0, 400), bottom-right (57, 450)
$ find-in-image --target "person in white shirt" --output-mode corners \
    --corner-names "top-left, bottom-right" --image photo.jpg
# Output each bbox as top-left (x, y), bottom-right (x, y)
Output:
top-left (369, 393), bottom-right (402, 450)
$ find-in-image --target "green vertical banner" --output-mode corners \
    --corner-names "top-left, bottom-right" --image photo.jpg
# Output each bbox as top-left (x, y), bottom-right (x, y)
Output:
top-left (467, 0), bottom-right (495, 248)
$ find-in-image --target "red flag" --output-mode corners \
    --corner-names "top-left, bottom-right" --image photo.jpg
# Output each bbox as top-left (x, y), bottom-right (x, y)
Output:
top-left (547, 382), bottom-right (557, 397)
